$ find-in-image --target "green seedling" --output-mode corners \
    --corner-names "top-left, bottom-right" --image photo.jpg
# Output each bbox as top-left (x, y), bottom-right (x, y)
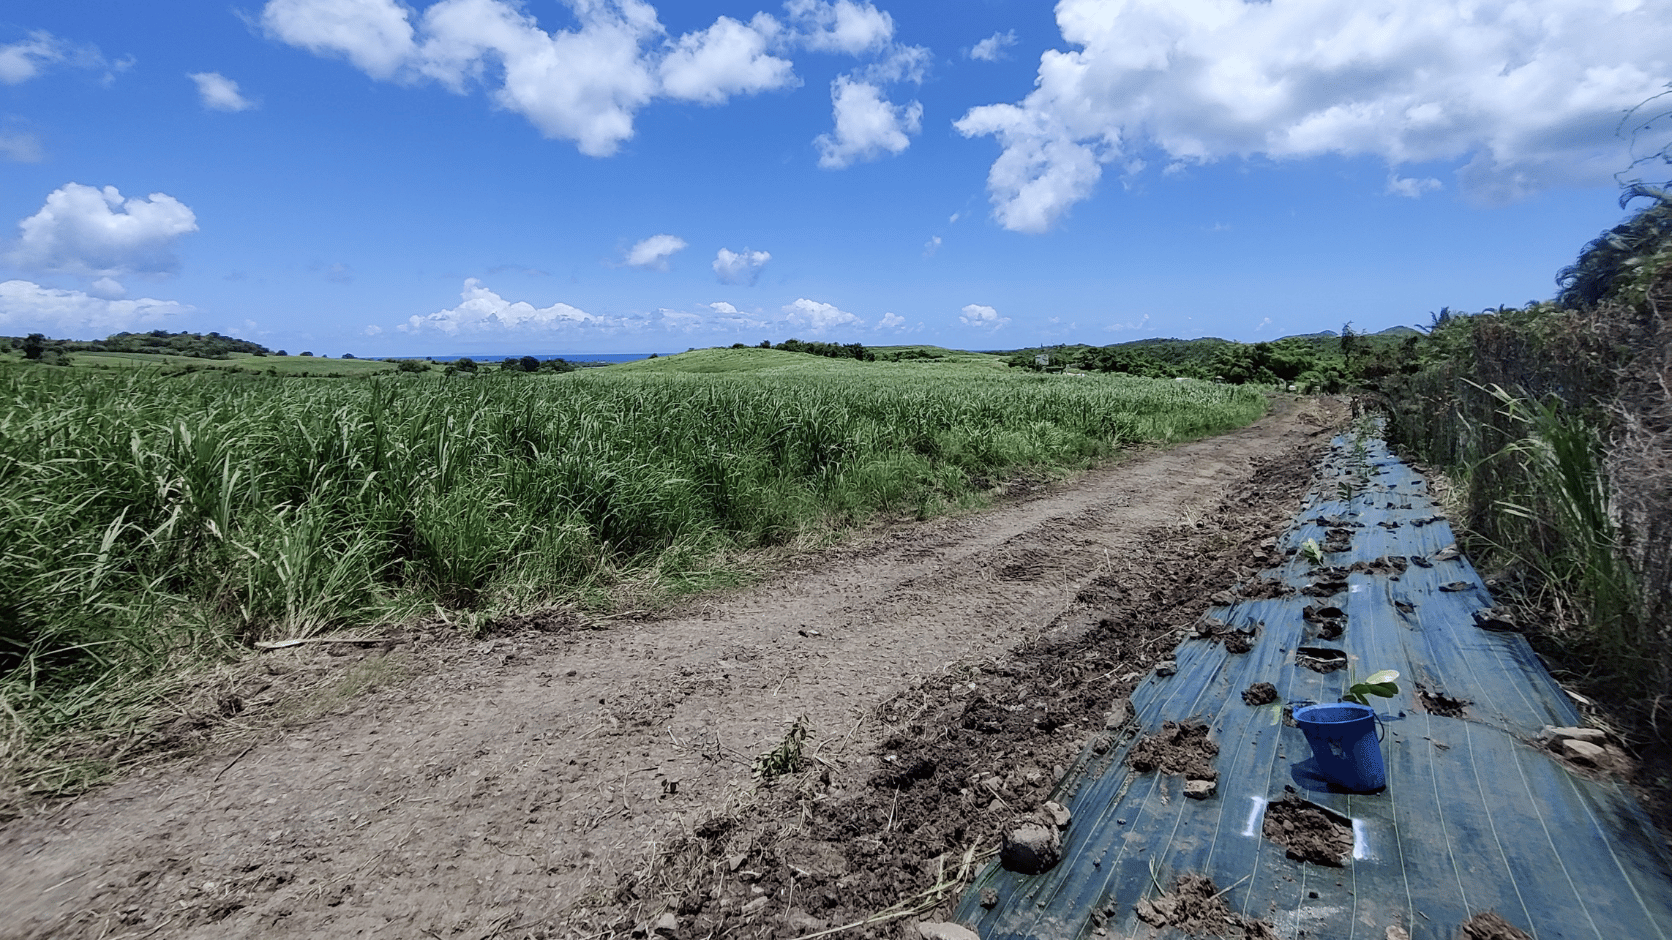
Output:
top-left (1343, 669), bottom-right (1400, 706)
top-left (1301, 538), bottom-right (1325, 566)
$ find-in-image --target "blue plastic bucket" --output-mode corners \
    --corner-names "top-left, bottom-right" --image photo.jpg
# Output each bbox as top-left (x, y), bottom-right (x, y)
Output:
top-left (1293, 703), bottom-right (1385, 792)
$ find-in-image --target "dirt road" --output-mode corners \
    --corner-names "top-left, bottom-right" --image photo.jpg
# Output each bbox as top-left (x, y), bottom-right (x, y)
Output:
top-left (0, 397), bottom-right (1341, 940)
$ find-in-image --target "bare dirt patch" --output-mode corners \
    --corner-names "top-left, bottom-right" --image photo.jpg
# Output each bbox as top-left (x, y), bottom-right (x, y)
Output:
top-left (1128, 720), bottom-right (1219, 781)
top-left (1262, 794), bottom-right (1353, 867)
top-left (1242, 682), bottom-right (1279, 707)
top-left (1417, 687), bottom-right (1472, 718)
top-left (1350, 555), bottom-right (1409, 575)
top-left (0, 397), bottom-right (1341, 940)
top-left (1457, 910), bottom-right (1534, 940)
top-left (1134, 873), bottom-right (1277, 940)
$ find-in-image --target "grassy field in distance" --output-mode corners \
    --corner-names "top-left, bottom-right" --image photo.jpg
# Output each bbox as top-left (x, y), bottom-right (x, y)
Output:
top-left (0, 351), bottom-right (1265, 800)
top-left (607, 346), bottom-right (1010, 375)
top-left (68, 350), bottom-right (401, 375)
top-left (0, 344), bottom-right (406, 376)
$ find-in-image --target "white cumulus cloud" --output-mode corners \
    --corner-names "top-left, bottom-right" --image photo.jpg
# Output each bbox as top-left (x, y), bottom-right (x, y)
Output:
top-left (402, 278), bottom-right (623, 334)
top-left (815, 76), bottom-right (921, 168)
top-left (626, 233), bottom-right (688, 269)
top-left (1387, 174), bottom-right (1443, 198)
top-left (959, 303), bottom-right (1009, 329)
top-left (701, 300), bottom-right (770, 330)
top-left (957, 0), bottom-right (1672, 232)
top-left (260, 0), bottom-right (417, 79)
top-left (0, 30), bottom-right (127, 85)
top-left (656, 308), bottom-right (707, 332)
top-left (411, 0), bottom-right (661, 157)
top-left (784, 297), bottom-right (862, 332)
top-left (659, 13), bottom-right (796, 104)
top-left (969, 29), bottom-right (1017, 62)
top-left (263, 0), bottom-right (816, 157)
top-left (0, 32), bottom-right (63, 84)
top-left (785, 0), bottom-right (893, 54)
top-left (857, 42), bottom-right (929, 84)
top-left (0, 279), bottom-right (192, 336)
top-left (10, 183), bottom-right (199, 277)
top-left (878, 311), bottom-right (905, 329)
top-left (189, 72), bottom-right (257, 111)
top-left (713, 247), bottom-right (771, 284)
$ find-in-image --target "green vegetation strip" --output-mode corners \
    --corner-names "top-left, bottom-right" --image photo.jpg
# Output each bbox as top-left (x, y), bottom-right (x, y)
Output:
top-left (0, 351), bottom-right (1263, 795)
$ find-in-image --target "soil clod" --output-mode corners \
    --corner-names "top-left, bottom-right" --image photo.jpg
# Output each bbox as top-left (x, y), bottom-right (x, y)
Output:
top-left (1128, 720), bottom-right (1219, 781)
top-left (1304, 603), bottom-right (1347, 640)
top-left (1350, 555), bottom-right (1409, 575)
top-left (1418, 688), bottom-right (1470, 718)
top-left (1303, 578), bottom-right (1349, 597)
top-left (1135, 874), bottom-right (1277, 940)
top-left (1456, 911), bottom-right (1534, 940)
top-left (1242, 682), bottom-right (1279, 706)
top-left (1262, 795), bottom-right (1353, 867)
top-left (1323, 527), bottom-right (1354, 553)
top-left (1184, 778), bottom-right (1216, 799)
top-left (999, 821), bottom-right (1062, 875)
top-left (1043, 799), bottom-right (1072, 829)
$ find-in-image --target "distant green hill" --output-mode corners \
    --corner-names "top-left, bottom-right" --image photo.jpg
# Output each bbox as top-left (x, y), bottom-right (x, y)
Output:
top-left (986, 323), bottom-right (1426, 391)
top-left (604, 346), bottom-right (1009, 375)
top-left (992, 325), bottom-right (1418, 363)
top-left (4, 329), bottom-right (274, 360)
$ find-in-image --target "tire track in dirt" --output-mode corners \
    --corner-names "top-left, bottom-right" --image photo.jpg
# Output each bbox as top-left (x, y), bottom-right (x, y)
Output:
top-left (0, 397), bottom-right (1340, 940)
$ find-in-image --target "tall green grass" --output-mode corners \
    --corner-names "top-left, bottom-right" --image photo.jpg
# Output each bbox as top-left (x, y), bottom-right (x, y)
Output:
top-left (1482, 386), bottom-right (1642, 677)
top-left (0, 358), bottom-right (1262, 788)
top-left (1381, 304), bottom-right (1666, 698)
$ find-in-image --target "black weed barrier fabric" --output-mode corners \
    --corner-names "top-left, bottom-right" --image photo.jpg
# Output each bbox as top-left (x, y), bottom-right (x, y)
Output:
top-left (954, 433), bottom-right (1672, 940)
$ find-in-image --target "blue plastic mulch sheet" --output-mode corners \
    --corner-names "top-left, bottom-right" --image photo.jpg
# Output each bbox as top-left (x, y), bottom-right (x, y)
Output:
top-left (953, 433), bottom-right (1672, 940)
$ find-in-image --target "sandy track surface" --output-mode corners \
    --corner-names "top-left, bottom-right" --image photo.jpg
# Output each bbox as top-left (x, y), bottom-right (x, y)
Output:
top-left (0, 397), bottom-right (1339, 940)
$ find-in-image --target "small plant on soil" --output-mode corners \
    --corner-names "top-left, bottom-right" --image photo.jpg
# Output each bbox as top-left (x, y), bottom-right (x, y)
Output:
top-left (1301, 538), bottom-right (1326, 566)
top-left (1343, 669), bottom-right (1400, 706)
top-left (752, 716), bottom-right (811, 783)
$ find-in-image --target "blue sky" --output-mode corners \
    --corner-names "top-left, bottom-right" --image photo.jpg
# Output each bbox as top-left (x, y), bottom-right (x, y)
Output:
top-left (2, 0), bottom-right (1669, 356)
